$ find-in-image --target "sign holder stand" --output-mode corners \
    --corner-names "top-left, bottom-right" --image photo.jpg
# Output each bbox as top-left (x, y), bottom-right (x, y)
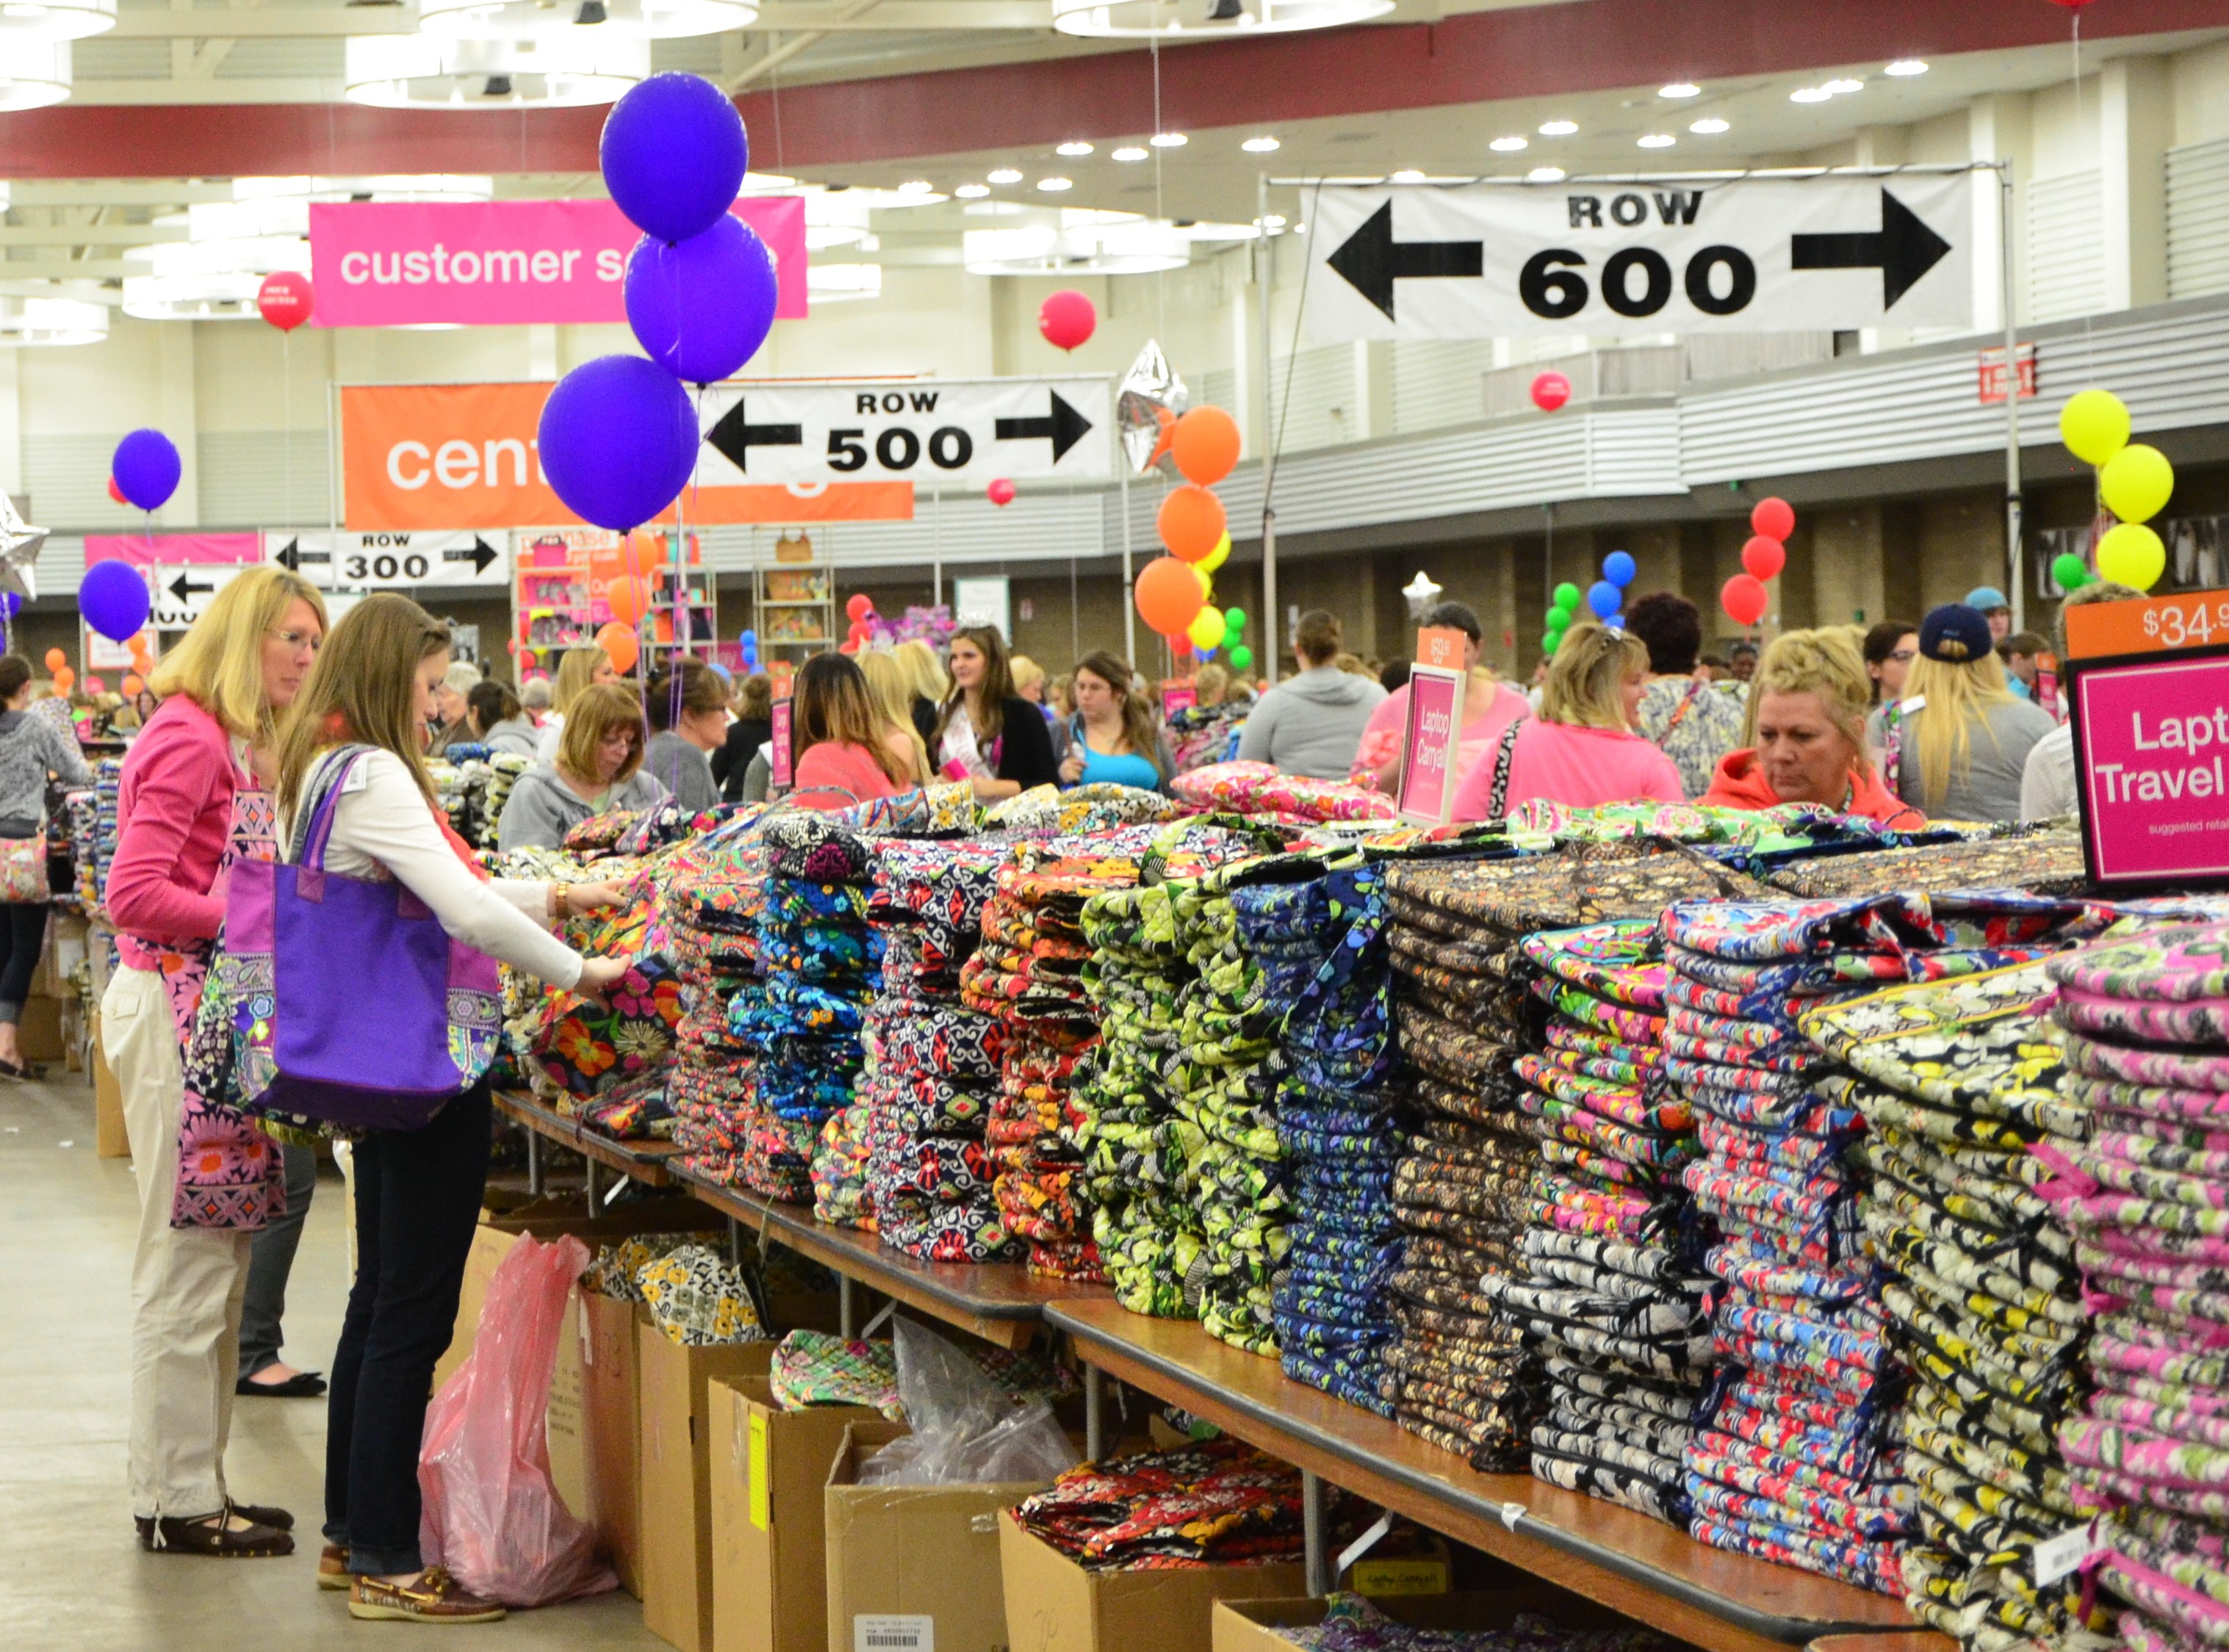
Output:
top-left (1396, 661), bottom-right (1466, 827)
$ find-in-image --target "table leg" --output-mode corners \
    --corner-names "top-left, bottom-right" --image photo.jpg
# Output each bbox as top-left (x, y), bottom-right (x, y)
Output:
top-left (1302, 1469), bottom-right (1329, 1598)
top-left (584, 1157), bottom-right (600, 1214)
top-left (727, 1216), bottom-right (743, 1267)
top-left (1084, 1363), bottom-right (1104, 1460)
top-left (525, 1126), bottom-right (544, 1197)
top-left (840, 1274), bottom-right (857, 1338)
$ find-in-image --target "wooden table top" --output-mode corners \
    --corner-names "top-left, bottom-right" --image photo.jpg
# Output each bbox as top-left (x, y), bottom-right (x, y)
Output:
top-left (492, 1089), bottom-right (681, 1186)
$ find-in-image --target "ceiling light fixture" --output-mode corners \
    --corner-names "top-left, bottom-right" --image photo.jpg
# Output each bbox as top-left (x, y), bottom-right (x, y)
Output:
top-left (1037, 176), bottom-right (1073, 191)
top-left (1527, 166), bottom-right (1566, 182)
top-left (0, 0), bottom-right (109, 41)
top-left (1390, 168), bottom-right (1427, 181)
top-left (1823, 77), bottom-right (1865, 93)
top-left (987, 167), bottom-right (1024, 184)
top-left (415, 0), bottom-right (756, 39)
top-left (1489, 135), bottom-right (1527, 152)
top-left (0, 39), bottom-right (70, 111)
top-left (1149, 131), bottom-right (1186, 148)
top-left (896, 179), bottom-right (935, 195)
top-left (345, 33), bottom-right (647, 108)
top-left (965, 212), bottom-right (1248, 275)
top-left (0, 295), bottom-right (104, 345)
top-left (1056, 141), bottom-right (1094, 156)
top-left (1658, 82), bottom-right (1700, 98)
top-left (807, 263), bottom-right (882, 303)
top-left (1241, 135), bottom-right (1280, 153)
top-left (1789, 85), bottom-right (1832, 104)
top-left (1261, 214), bottom-right (1287, 229)
top-left (1112, 146), bottom-right (1148, 162)
top-left (1884, 59), bottom-right (1929, 76)
top-left (1688, 117), bottom-right (1729, 134)
top-left (1637, 134), bottom-right (1675, 149)
top-left (1048, 0), bottom-right (1394, 40)
top-left (954, 183), bottom-right (990, 198)
top-left (1538, 119), bottom-right (1577, 137)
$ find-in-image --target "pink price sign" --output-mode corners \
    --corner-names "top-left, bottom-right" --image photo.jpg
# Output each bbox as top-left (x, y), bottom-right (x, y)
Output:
top-left (309, 197), bottom-right (807, 328)
top-left (769, 696), bottom-right (793, 790)
top-left (1397, 664), bottom-right (1466, 826)
top-left (2074, 649), bottom-right (2229, 885)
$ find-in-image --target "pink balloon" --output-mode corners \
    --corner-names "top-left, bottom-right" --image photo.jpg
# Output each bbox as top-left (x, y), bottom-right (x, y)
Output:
top-left (1530, 372), bottom-right (1571, 412)
top-left (1038, 289), bottom-right (1097, 353)
top-left (257, 272), bottom-right (313, 332)
top-left (987, 478), bottom-right (1017, 507)
top-left (84, 675), bottom-right (105, 695)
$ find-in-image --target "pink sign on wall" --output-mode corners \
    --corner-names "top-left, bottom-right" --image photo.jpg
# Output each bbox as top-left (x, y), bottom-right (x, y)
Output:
top-left (86, 533), bottom-right (262, 568)
top-left (2074, 650), bottom-right (2229, 885)
top-left (309, 197), bottom-right (808, 328)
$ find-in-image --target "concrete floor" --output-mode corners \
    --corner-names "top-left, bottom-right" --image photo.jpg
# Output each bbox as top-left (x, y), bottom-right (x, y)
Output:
top-left (0, 1072), bottom-right (666, 1651)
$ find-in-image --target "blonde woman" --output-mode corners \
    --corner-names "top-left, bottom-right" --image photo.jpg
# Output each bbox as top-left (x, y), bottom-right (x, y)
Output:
top-left (497, 682), bottom-right (668, 850)
top-left (1701, 629), bottom-right (1919, 826)
top-left (893, 637), bottom-right (950, 743)
top-left (1450, 620), bottom-right (1682, 820)
top-left (1868, 603), bottom-right (2055, 823)
top-left (104, 564), bottom-right (327, 1558)
top-left (532, 643), bottom-right (619, 763)
top-left (857, 649), bottom-right (932, 784)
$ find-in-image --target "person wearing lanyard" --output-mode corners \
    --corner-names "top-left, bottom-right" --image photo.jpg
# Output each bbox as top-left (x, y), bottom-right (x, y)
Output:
top-left (1057, 650), bottom-right (1172, 793)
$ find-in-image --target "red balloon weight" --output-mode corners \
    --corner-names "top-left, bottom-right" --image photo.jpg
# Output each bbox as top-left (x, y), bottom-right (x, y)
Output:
top-left (256, 272), bottom-right (314, 332)
top-left (1134, 555), bottom-right (1207, 635)
top-left (1749, 497), bottom-right (1796, 542)
top-left (845, 593), bottom-right (874, 622)
top-left (1037, 289), bottom-right (1097, 353)
top-left (1740, 535), bottom-right (1787, 582)
top-left (1530, 372), bottom-right (1571, 413)
top-left (987, 478), bottom-right (1017, 507)
top-left (1721, 574), bottom-right (1770, 629)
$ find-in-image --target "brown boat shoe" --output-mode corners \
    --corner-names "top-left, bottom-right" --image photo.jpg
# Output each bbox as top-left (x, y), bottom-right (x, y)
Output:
top-left (318, 1543), bottom-right (350, 1592)
top-left (348, 1566), bottom-right (507, 1624)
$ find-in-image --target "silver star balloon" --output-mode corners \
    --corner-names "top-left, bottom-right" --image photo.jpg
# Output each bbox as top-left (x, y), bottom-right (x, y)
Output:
top-left (1117, 339), bottom-right (1189, 475)
top-left (0, 492), bottom-right (44, 605)
top-left (1402, 570), bottom-right (1443, 617)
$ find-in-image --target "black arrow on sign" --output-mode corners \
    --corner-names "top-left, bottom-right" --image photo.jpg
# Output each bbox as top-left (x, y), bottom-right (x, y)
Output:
top-left (1325, 200), bottom-right (1484, 320)
top-left (444, 536), bottom-right (500, 577)
top-left (1790, 187), bottom-right (1953, 309)
top-left (168, 573), bottom-right (214, 605)
top-left (994, 390), bottom-right (1094, 463)
top-left (705, 400), bottom-right (803, 473)
top-left (272, 538), bottom-right (330, 571)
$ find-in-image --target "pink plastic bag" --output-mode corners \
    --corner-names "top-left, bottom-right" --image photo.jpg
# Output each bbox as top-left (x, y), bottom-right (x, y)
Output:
top-left (418, 1233), bottom-right (618, 1607)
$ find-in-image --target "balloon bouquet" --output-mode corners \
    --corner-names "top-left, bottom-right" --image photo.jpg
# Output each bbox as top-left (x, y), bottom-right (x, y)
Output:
top-left (1131, 407), bottom-right (1245, 669)
top-left (2058, 388), bottom-right (2173, 593)
top-left (539, 73), bottom-right (780, 681)
top-left (1722, 497), bottom-right (1794, 631)
top-left (1541, 549), bottom-right (1638, 657)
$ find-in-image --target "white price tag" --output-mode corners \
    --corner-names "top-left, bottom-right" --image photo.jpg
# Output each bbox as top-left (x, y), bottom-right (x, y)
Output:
top-left (2033, 1518), bottom-right (2104, 1586)
top-left (854, 1615), bottom-right (933, 1652)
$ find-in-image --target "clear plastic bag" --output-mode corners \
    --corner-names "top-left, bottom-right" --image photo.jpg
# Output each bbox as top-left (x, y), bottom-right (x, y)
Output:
top-left (417, 1234), bottom-right (619, 1607)
top-left (857, 1316), bottom-right (1079, 1487)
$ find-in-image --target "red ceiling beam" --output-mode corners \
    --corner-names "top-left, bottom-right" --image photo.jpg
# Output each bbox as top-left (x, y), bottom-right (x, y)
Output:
top-left (0, 0), bottom-right (2209, 178)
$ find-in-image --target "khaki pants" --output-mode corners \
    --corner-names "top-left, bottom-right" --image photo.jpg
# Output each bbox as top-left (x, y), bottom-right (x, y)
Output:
top-left (107, 964), bottom-right (253, 1521)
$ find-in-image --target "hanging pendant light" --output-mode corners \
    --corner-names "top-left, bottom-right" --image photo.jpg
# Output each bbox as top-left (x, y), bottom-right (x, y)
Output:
top-left (0, 38), bottom-right (70, 109)
top-left (1049, 0), bottom-right (1391, 37)
top-left (345, 32), bottom-right (649, 108)
top-left (414, 0), bottom-right (756, 40)
top-left (0, 0), bottom-right (110, 42)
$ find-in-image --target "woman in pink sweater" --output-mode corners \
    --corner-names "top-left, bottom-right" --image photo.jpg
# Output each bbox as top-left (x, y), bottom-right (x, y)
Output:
top-left (1451, 621), bottom-right (1683, 820)
top-left (102, 565), bottom-right (328, 1559)
top-left (788, 652), bottom-right (920, 809)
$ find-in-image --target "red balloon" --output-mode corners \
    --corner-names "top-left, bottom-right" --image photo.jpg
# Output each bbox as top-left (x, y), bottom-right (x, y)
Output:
top-left (1740, 535), bottom-right (1787, 582)
top-left (845, 593), bottom-right (874, 621)
top-left (1038, 289), bottom-right (1097, 353)
top-left (1749, 497), bottom-right (1796, 541)
top-left (1721, 574), bottom-right (1770, 629)
top-left (107, 476), bottom-right (126, 506)
top-left (256, 272), bottom-right (314, 332)
top-left (1530, 372), bottom-right (1571, 412)
top-left (987, 478), bottom-right (1016, 507)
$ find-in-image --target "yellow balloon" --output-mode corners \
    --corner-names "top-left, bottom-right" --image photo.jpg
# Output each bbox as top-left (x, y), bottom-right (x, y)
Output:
top-left (2095, 522), bottom-right (2166, 592)
top-left (2060, 388), bottom-right (2131, 467)
top-left (2100, 442), bottom-right (2175, 525)
top-left (1192, 563), bottom-right (1211, 599)
top-left (1199, 532), bottom-right (1231, 574)
top-left (1187, 607), bottom-right (1227, 652)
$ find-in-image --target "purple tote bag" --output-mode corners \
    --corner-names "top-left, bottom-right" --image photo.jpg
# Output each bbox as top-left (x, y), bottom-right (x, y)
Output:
top-left (225, 747), bottom-right (503, 1132)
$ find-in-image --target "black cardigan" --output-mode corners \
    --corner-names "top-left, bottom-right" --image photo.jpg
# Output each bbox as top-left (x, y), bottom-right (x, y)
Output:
top-left (929, 694), bottom-right (1059, 790)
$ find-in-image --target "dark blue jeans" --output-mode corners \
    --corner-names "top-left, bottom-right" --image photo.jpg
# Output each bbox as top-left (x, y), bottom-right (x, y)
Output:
top-left (323, 1081), bottom-right (491, 1576)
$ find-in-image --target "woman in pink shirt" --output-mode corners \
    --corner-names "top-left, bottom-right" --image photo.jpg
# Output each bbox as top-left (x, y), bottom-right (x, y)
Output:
top-left (788, 652), bottom-right (920, 809)
top-left (101, 564), bottom-right (328, 1559)
top-left (1355, 600), bottom-right (1530, 797)
top-left (1451, 621), bottom-right (1683, 820)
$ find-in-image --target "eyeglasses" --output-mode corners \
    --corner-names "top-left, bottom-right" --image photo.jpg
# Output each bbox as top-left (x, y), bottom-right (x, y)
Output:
top-left (271, 627), bottom-right (322, 654)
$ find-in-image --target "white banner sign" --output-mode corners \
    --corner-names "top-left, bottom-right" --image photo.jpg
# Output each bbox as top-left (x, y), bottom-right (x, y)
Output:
top-left (264, 529), bottom-right (511, 589)
top-left (696, 378), bottom-right (1110, 486)
top-left (1303, 175), bottom-right (1973, 340)
top-left (149, 566), bottom-right (241, 630)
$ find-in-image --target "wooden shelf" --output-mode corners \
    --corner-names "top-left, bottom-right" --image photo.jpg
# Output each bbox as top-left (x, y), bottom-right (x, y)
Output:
top-left (492, 1088), bottom-right (681, 1187)
top-left (1044, 1300), bottom-right (1929, 1652)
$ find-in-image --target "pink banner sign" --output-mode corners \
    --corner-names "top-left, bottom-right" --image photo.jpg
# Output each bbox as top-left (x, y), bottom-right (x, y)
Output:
top-left (1398, 665), bottom-right (1466, 826)
top-left (770, 697), bottom-right (793, 790)
top-left (1161, 681), bottom-right (1196, 718)
top-left (86, 533), bottom-right (261, 568)
top-left (309, 197), bottom-right (807, 328)
top-left (2075, 650), bottom-right (2229, 885)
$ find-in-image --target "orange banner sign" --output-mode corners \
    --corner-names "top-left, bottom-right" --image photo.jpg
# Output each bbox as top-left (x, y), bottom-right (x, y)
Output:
top-left (2064, 590), bottom-right (2229, 660)
top-left (339, 381), bottom-right (913, 532)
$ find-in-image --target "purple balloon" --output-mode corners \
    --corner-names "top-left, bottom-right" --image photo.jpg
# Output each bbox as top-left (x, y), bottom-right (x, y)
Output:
top-left (112, 428), bottom-right (181, 512)
top-left (538, 356), bottom-right (700, 533)
top-left (624, 216), bottom-right (778, 385)
top-left (81, 557), bottom-right (151, 642)
top-left (601, 73), bottom-right (747, 245)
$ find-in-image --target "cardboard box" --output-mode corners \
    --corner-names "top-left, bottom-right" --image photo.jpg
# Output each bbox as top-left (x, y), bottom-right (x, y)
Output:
top-left (1000, 1512), bottom-right (1306, 1652)
top-left (710, 1378), bottom-right (895, 1652)
top-left (825, 1426), bottom-right (1047, 1652)
top-left (1211, 1586), bottom-right (1631, 1652)
top-left (546, 1291), bottom-right (650, 1597)
top-left (18, 994), bottom-right (63, 1062)
top-left (93, 1017), bottom-right (128, 1158)
top-left (31, 909), bottom-right (85, 1000)
top-left (639, 1331), bottom-right (777, 1652)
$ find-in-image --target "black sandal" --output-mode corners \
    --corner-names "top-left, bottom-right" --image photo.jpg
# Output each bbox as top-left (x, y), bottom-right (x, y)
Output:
top-left (236, 1369), bottom-right (326, 1398)
top-left (134, 1512), bottom-right (294, 1559)
top-left (0, 1055), bottom-right (40, 1081)
top-left (228, 1500), bottom-right (295, 1532)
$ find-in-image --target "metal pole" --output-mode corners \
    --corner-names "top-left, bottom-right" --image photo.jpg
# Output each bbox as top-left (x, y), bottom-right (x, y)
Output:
top-left (1120, 461), bottom-right (1135, 665)
top-left (839, 1274), bottom-right (857, 1338)
top-left (1083, 1364), bottom-right (1104, 1460)
top-left (2000, 160), bottom-right (2025, 635)
top-left (1301, 1469), bottom-right (1328, 1597)
top-left (727, 1216), bottom-right (744, 1268)
top-left (1258, 170), bottom-right (1280, 688)
top-left (525, 1125), bottom-right (544, 1197)
top-left (583, 1157), bottom-right (600, 1215)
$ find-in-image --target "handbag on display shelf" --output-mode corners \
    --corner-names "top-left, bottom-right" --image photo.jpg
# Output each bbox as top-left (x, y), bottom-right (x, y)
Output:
top-left (223, 746), bottom-right (503, 1133)
top-left (0, 834), bottom-right (44, 903)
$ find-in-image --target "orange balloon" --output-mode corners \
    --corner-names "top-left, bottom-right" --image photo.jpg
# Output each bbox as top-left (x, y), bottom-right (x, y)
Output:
top-left (43, 648), bottom-right (64, 672)
top-left (597, 621), bottom-right (640, 675)
top-left (1172, 406), bottom-right (1241, 486)
top-left (121, 674), bottom-right (144, 697)
top-left (1159, 485), bottom-right (1227, 563)
top-left (1134, 555), bottom-right (1206, 635)
top-left (607, 575), bottom-right (651, 625)
top-left (52, 666), bottom-right (74, 693)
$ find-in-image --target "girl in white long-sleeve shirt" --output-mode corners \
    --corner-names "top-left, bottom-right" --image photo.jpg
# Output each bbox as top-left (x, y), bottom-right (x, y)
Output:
top-left (271, 594), bottom-right (627, 1626)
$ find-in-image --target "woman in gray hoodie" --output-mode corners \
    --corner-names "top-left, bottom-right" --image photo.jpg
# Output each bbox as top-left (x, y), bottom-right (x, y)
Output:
top-left (1235, 610), bottom-right (1387, 779)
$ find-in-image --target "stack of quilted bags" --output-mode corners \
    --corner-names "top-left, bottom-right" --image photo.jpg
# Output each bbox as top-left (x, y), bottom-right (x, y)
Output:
top-left (666, 826), bottom-right (770, 1188)
top-left (1173, 760), bottom-right (1397, 829)
top-left (1481, 918), bottom-right (1712, 1526)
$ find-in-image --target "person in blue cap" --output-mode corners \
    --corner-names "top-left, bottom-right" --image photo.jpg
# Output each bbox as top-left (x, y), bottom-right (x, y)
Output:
top-left (1870, 602), bottom-right (2054, 823)
top-left (1963, 585), bottom-right (2013, 646)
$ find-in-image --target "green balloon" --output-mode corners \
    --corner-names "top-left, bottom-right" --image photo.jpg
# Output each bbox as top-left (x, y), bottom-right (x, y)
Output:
top-left (1553, 582), bottom-right (1582, 612)
top-left (2052, 552), bottom-right (2092, 591)
top-left (1227, 644), bottom-right (1253, 671)
top-left (1222, 607), bottom-right (1246, 632)
top-left (1548, 603), bottom-right (1576, 629)
top-left (1540, 630), bottom-right (1562, 654)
